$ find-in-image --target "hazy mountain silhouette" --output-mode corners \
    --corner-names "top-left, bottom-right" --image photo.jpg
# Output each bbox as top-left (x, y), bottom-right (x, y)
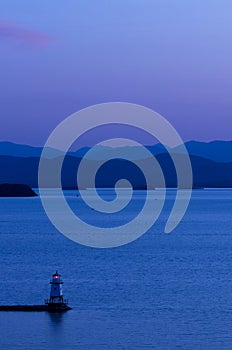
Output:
top-left (0, 141), bottom-right (70, 159)
top-left (1, 140), bottom-right (232, 163)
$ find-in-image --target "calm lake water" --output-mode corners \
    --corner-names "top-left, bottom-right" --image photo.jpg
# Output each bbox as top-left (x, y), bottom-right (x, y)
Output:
top-left (0, 189), bottom-right (232, 349)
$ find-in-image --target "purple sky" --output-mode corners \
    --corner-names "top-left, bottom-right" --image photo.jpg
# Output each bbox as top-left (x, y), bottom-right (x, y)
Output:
top-left (0, 0), bottom-right (232, 146)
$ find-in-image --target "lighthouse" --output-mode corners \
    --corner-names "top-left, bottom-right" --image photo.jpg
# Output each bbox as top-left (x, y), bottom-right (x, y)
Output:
top-left (0, 271), bottom-right (71, 312)
top-left (45, 271), bottom-right (71, 312)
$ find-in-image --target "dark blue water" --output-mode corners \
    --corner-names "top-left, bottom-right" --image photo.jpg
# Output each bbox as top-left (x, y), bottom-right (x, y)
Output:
top-left (0, 189), bottom-right (232, 349)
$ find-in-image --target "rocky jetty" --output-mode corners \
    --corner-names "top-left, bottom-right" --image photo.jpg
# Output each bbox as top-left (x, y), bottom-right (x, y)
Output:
top-left (0, 304), bottom-right (71, 312)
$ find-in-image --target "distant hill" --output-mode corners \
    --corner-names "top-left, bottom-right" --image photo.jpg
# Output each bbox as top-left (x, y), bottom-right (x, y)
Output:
top-left (0, 183), bottom-right (37, 197)
top-left (178, 140), bottom-right (232, 163)
top-left (1, 140), bottom-right (232, 163)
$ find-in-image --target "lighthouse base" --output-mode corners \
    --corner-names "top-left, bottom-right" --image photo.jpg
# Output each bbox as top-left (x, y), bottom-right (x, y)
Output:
top-left (46, 302), bottom-right (72, 312)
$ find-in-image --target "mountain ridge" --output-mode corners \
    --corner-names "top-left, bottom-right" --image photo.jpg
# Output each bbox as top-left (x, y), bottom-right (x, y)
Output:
top-left (1, 140), bottom-right (232, 163)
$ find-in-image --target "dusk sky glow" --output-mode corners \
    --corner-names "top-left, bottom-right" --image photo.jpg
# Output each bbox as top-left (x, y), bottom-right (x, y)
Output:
top-left (1, 0), bottom-right (232, 146)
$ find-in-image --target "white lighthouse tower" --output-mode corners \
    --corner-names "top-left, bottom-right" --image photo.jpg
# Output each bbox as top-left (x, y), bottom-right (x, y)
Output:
top-left (45, 271), bottom-right (71, 312)
top-left (50, 271), bottom-right (63, 302)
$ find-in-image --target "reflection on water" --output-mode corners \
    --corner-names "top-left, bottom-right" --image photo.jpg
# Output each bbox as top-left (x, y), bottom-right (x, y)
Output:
top-left (48, 312), bottom-right (65, 327)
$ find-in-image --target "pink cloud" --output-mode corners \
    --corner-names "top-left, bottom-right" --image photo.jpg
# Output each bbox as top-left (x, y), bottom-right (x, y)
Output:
top-left (0, 21), bottom-right (51, 49)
